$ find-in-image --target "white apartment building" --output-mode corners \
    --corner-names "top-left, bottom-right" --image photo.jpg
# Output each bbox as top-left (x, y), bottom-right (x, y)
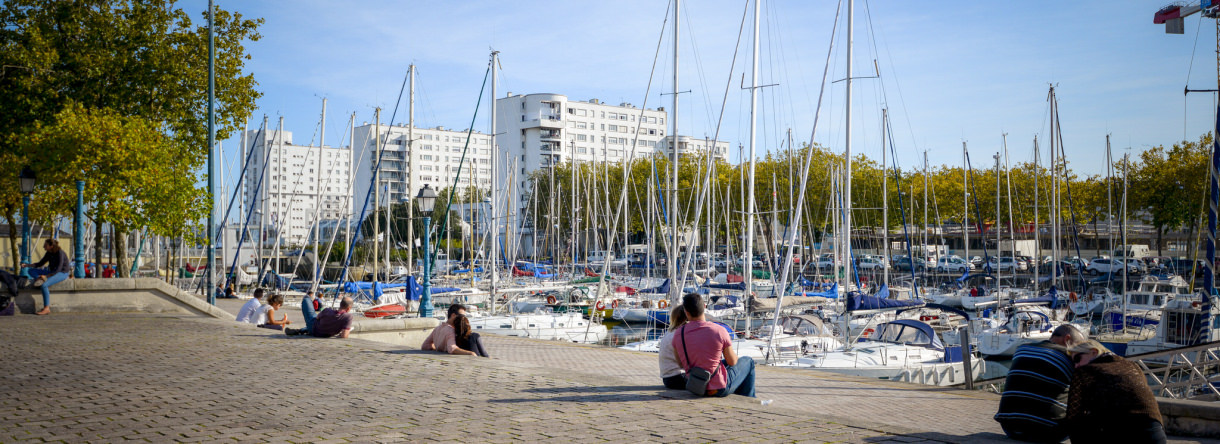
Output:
top-left (493, 93), bottom-right (727, 257)
top-left (243, 129), bottom-right (353, 247)
top-left (663, 135), bottom-right (730, 159)
top-left (351, 123), bottom-right (493, 214)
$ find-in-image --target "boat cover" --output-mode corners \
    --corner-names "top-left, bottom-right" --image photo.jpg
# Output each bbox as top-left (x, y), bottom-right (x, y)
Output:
top-left (638, 279), bottom-right (670, 294)
top-left (876, 319), bottom-right (943, 351)
top-left (845, 291), bottom-right (922, 312)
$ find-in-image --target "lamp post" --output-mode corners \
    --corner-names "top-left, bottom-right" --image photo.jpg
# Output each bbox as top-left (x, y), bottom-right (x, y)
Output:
top-left (416, 184), bottom-right (437, 318)
top-left (18, 167), bottom-right (36, 279)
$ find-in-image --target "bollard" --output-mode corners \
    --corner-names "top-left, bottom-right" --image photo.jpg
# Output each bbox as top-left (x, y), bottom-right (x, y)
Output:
top-left (959, 326), bottom-right (974, 390)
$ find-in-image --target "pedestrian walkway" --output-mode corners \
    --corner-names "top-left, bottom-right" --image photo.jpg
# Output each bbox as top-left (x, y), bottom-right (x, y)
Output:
top-left (0, 311), bottom-right (1212, 443)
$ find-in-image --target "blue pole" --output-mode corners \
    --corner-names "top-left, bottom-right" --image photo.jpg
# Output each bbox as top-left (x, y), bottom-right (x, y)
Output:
top-left (19, 195), bottom-right (30, 279)
top-left (74, 180), bottom-right (85, 278)
top-left (420, 215), bottom-right (433, 318)
top-left (205, 0), bottom-right (216, 305)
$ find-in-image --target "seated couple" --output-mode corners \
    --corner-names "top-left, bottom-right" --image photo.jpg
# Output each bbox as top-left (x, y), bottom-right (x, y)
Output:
top-left (658, 293), bottom-right (756, 397)
top-left (286, 294), bottom-right (354, 338)
top-left (421, 304), bottom-right (489, 357)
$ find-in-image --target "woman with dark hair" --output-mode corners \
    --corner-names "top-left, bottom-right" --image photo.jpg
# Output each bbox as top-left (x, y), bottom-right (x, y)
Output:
top-left (453, 314), bottom-right (489, 357)
top-left (21, 238), bottom-right (72, 315)
top-left (258, 294), bottom-right (292, 330)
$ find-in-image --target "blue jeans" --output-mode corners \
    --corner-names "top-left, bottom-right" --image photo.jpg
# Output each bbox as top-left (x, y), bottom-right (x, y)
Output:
top-left (27, 268), bottom-right (51, 280)
top-left (40, 272), bottom-right (69, 307)
top-left (301, 297), bottom-right (318, 335)
top-left (715, 356), bottom-right (756, 398)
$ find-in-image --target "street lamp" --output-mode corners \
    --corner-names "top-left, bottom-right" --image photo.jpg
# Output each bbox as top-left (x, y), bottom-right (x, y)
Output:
top-left (18, 167), bottom-right (35, 278)
top-left (416, 184), bottom-right (437, 318)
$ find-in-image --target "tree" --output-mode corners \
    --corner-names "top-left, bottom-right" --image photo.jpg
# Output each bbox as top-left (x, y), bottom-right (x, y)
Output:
top-left (0, 0), bottom-right (261, 274)
top-left (21, 105), bottom-right (207, 276)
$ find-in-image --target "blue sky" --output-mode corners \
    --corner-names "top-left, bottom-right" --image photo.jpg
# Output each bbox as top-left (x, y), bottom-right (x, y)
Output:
top-left (196, 0), bottom-right (1220, 183)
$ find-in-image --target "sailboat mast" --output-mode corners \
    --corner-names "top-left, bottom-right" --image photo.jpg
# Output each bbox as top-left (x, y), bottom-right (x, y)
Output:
top-left (490, 51), bottom-right (499, 299)
top-left (962, 142), bottom-right (969, 266)
top-left (923, 151), bottom-right (928, 263)
top-left (407, 65), bottom-right (415, 275)
top-left (744, 0), bottom-right (760, 316)
top-left (668, 0), bottom-right (681, 305)
top-left (843, 0), bottom-right (854, 289)
top-left (315, 98), bottom-right (326, 290)
top-left (1033, 136), bottom-right (1040, 289)
top-left (881, 108), bottom-right (888, 288)
top-left (373, 108), bottom-right (380, 285)
top-left (345, 113), bottom-right (354, 276)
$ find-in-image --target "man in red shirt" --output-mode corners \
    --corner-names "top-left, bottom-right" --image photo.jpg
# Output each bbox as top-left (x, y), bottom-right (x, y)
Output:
top-left (673, 293), bottom-right (756, 397)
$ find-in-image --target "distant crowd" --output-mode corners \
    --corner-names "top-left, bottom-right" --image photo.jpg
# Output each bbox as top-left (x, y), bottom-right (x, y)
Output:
top-left (234, 288), bottom-right (353, 338)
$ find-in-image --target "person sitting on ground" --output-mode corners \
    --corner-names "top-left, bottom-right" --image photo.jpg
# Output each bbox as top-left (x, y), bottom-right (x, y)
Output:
top-left (1065, 340), bottom-right (1166, 444)
top-left (453, 314), bottom-right (489, 357)
top-left (258, 293), bottom-right (291, 330)
top-left (289, 296), bottom-right (354, 338)
top-left (994, 324), bottom-right (1086, 443)
top-left (235, 288), bottom-right (266, 325)
top-left (20, 238), bottom-right (72, 316)
top-left (673, 293), bottom-right (756, 398)
top-left (421, 303), bottom-right (476, 356)
top-left (658, 303), bottom-right (690, 389)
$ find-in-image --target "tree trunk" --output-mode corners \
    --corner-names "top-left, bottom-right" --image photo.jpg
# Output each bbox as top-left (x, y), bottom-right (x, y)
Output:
top-left (115, 229), bottom-right (127, 278)
top-left (94, 221), bottom-right (103, 279)
top-left (4, 210), bottom-right (19, 271)
top-left (1156, 226), bottom-right (1165, 257)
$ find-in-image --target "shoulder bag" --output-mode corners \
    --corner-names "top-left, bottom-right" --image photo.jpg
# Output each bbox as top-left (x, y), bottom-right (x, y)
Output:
top-left (680, 324), bottom-right (718, 396)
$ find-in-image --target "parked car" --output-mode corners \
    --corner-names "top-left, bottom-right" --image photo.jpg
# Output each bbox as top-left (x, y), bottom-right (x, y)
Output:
top-left (1084, 257), bottom-right (1143, 275)
top-left (986, 256), bottom-right (1019, 273)
top-left (1063, 256), bottom-right (1088, 271)
top-left (816, 253), bottom-right (840, 270)
top-left (892, 255), bottom-right (928, 272)
top-left (856, 256), bottom-right (889, 271)
top-left (935, 256), bottom-right (971, 274)
top-left (1167, 258), bottom-right (1208, 278)
top-left (968, 256), bottom-right (984, 269)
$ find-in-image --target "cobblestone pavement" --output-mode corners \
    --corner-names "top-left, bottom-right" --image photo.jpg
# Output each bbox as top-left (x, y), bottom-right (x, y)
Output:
top-left (0, 312), bottom-right (1213, 443)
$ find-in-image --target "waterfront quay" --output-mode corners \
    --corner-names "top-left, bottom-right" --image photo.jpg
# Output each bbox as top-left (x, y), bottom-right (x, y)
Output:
top-left (0, 309), bottom-right (1214, 443)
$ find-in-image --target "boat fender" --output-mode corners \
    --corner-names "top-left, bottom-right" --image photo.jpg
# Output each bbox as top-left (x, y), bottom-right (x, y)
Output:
top-left (546, 295), bottom-right (557, 305)
top-left (612, 299), bottom-right (620, 309)
top-left (1069, 292), bottom-right (1078, 302)
top-left (596, 301), bottom-right (606, 311)
top-left (658, 300), bottom-right (669, 309)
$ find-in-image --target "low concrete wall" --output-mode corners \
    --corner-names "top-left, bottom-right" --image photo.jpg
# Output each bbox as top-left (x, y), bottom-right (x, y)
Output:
top-left (12, 278), bottom-right (232, 319)
top-left (1160, 397), bottom-right (1220, 438)
top-left (349, 317), bottom-right (440, 348)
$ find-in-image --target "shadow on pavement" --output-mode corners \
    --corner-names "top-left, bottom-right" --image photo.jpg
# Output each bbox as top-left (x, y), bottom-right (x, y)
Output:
top-left (489, 392), bottom-right (683, 403)
top-left (862, 431), bottom-right (1008, 444)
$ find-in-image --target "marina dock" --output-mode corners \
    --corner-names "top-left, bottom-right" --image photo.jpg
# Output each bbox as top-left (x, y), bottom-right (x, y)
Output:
top-left (2, 294), bottom-right (1217, 443)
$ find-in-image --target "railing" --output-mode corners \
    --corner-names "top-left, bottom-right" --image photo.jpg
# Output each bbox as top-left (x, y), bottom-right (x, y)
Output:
top-left (1128, 340), bottom-right (1220, 401)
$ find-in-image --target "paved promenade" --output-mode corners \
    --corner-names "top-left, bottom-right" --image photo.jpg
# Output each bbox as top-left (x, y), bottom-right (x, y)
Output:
top-left (0, 308), bottom-right (1214, 443)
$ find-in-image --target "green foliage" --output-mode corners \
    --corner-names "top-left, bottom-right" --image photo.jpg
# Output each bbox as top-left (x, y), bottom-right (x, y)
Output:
top-left (0, 0), bottom-right (262, 243)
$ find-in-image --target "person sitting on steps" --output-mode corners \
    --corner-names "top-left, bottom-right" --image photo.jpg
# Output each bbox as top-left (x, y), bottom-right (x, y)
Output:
top-left (21, 238), bottom-right (72, 316)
